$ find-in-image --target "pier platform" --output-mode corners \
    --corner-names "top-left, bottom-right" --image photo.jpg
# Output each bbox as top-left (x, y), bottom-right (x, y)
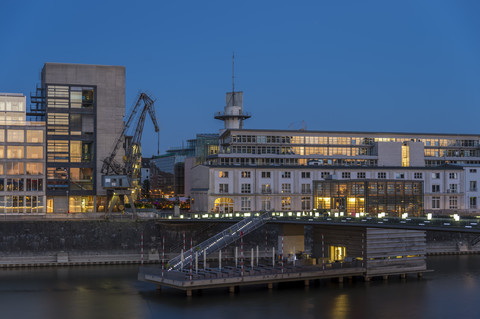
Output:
top-left (138, 261), bottom-right (427, 296)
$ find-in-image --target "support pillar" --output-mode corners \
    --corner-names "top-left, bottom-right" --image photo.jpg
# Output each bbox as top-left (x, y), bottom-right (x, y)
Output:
top-left (338, 276), bottom-right (344, 283)
top-left (186, 289), bottom-right (192, 297)
top-left (229, 286), bottom-right (236, 294)
top-left (267, 282), bottom-right (273, 290)
top-left (400, 273), bottom-right (406, 279)
top-left (364, 276), bottom-right (371, 282)
top-left (382, 275), bottom-right (389, 281)
top-left (304, 280), bottom-right (310, 287)
top-left (417, 272), bottom-right (423, 278)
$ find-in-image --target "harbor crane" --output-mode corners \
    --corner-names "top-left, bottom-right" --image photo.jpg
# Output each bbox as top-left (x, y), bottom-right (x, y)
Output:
top-left (101, 92), bottom-right (159, 214)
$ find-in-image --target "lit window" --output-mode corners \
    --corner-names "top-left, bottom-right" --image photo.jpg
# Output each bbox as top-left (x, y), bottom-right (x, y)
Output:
top-left (241, 171), bottom-right (251, 178)
top-left (26, 146), bottom-right (43, 159)
top-left (281, 183), bottom-right (291, 194)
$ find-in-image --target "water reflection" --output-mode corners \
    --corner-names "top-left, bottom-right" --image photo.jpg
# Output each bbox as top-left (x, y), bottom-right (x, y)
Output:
top-left (0, 256), bottom-right (479, 319)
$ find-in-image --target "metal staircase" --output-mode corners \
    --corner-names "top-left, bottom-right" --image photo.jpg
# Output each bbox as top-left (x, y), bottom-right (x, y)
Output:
top-left (167, 212), bottom-right (271, 271)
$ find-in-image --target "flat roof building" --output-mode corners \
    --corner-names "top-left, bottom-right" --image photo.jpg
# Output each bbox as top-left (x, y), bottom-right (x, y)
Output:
top-left (189, 89), bottom-right (480, 217)
top-left (35, 63), bottom-right (125, 213)
top-left (0, 93), bottom-right (45, 214)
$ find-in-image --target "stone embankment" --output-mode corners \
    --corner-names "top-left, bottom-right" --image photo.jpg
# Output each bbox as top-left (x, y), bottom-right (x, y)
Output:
top-left (0, 220), bottom-right (479, 267)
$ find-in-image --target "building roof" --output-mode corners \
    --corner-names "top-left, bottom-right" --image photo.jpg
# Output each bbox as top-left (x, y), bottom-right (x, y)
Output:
top-left (220, 128), bottom-right (480, 139)
top-left (204, 164), bottom-right (464, 170)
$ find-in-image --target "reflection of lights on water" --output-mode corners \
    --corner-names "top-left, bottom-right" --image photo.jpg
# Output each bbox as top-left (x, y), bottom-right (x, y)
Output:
top-left (331, 294), bottom-right (349, 319)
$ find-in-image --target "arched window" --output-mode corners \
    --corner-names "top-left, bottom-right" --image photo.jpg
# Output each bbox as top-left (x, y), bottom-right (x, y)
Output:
top-left (214, 197), bottom-right (234, 214)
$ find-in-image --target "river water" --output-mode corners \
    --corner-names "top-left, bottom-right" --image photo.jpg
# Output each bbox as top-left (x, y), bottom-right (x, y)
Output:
top-left (0, 255), bottom-right (479, 319)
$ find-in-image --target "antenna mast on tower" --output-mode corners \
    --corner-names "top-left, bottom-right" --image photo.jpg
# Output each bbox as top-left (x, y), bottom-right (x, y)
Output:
top-left (232, 52), bottom-right (235, 94)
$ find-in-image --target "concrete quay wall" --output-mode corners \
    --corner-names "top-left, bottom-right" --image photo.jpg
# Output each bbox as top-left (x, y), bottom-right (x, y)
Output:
top-left (0, 221), bottom-right (479, 267)
top-left (0, 220), bottom-right (282, 267)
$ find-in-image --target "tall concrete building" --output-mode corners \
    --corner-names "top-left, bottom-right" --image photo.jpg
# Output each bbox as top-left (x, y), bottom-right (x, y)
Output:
top-left (36, 63), bottom-right (125, 213)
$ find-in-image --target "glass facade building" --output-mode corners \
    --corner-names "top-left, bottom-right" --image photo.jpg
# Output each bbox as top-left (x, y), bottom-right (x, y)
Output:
top-left (313, 180), bottom-right (424, 217)
top-left (0, 93), bottom-right (45, 213)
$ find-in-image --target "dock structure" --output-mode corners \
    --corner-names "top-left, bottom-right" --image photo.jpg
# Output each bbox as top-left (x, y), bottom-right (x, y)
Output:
top-left (139, 213), bottom-right (429, 296)
top-left (138, 260), bottom-right (427, 296)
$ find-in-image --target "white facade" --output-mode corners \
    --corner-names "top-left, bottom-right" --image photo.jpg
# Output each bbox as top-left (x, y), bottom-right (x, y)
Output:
top-left (190, 165), bottom-right (480, 216)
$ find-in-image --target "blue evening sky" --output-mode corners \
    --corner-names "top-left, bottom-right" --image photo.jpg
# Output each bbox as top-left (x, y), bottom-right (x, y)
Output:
top-left (1, 0), bottom-right (480, 157)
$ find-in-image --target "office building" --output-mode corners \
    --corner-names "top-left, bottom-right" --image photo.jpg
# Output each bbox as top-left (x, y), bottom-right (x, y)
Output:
top-left (189, 89), bottom-right (480, 216)
top-left (32, 63), bottom-right (125, 213)
top-left (0, 93), bottom-right (45, 213)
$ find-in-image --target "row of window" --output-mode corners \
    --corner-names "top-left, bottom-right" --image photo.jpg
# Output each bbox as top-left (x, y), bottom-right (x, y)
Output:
top-left (0, 129), bottom-right (43, 143)
top-left (0, 195), bottom-right (44, 213)
top-left (0, 146), bottom-right (43, 159)
top-left (218, 171), bottom-right (464, 180)
top-left (0, 162), bottom-right (43, 175)
top-left (238, 196), bottom-right (310, 211)
top-left (227, 146), bottom-right (374, 156)
top-left (215, 157), bottom-right (378, 167)
top-left (228, 135), bottom-right (480, 148)
top-left (219, 183), bottom-right (312, 194)
top-left (0, 178), bottom-right (44, 192)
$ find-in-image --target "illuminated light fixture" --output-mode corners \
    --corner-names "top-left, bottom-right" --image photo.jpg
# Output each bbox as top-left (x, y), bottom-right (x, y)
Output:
top-left (296, 212), bottom-right (301, 217)
top-left (453, 214), bottom-right (460, 222)
top-left (168, 216), bottom-right (172, 219)
top-left (340, 212), bottom-right (344, 217)
top-left (235, 213), bottom-right (240, 217)
top-left (334, 212), bottom-right (339, 217)
top-left (427, 213), bottom-right (432, 220)
top-left (202, 214), bottom-right (209, 218)
top-left (194, 214), bottom-right (198, 218)
top-left (244, 212), bottom-right (251, 217)
top-left (288, 212), bottom-right (293, 216)
top-left (180, 215), bottom-right (184, 219)
top-left (215, 214), bottom-right (219, 218)
top-left (402, 213), bottom-right (408, 219)
top-left (279, 212), bottom-right (284, 217)
top-left (315, 212), bottom-right (320, 217)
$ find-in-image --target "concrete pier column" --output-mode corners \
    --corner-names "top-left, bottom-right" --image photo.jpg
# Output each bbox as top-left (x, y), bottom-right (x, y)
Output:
top-left (417, 272), bottom-right (423, 278)
top-left (400, 273), bottom-right (406, 279)
top-left (156, 285), bottom-right (162, 291)
top-left (229, 286), bottom-right (236, 294)
top-left (304, 280), bottom-right (310, 287)
top-left (382, 275), bottom-right (389, 281)
top-left (267, 282), bottom-right (273, 290)
top-left (338, 276), bottom-right (344, 283)
top-left (186, 289), bottom-right (192, 297)
top-left (364, 276), bottom-right (371, 282)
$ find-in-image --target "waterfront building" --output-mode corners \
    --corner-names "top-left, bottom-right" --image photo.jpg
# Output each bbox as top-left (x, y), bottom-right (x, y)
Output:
top-left (313, 179), bottom-right (424, 217)
top-left (188, 89), bottom-right (480, 216)
top-left (31, 63), bottom-right (125, 213)
top-left (0, 93), bottom-right (45, 213)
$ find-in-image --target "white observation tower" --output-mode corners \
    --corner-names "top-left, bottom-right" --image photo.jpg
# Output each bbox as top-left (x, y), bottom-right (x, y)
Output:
top-left (214, 54), bottom-right (251, 131)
